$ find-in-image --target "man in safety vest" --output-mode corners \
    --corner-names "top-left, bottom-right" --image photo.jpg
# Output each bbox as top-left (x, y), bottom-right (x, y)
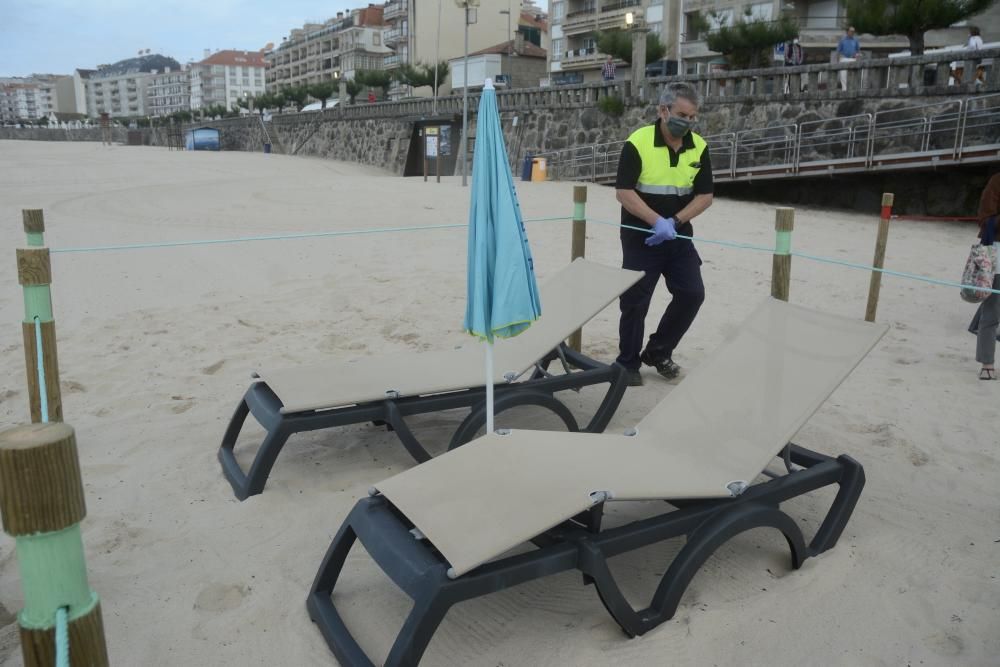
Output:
top-left (614, 83), bottom-right (714, 386)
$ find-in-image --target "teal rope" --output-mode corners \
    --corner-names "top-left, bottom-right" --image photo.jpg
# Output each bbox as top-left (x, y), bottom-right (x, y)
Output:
top-left (592, 217), bottom-right (1000, 296)
top-left (589, 218), bottom-right (776, 253)
top-left (791, 249), bottom-right (1000, 296)
top-left (34, 317), bottom-right (49, 423)
top-left (56, 606), bottom-right (69, 667)
top-left (42, 212), bottom-right (1000, 296)
top-left (48, 216), bottom-right (575, 254)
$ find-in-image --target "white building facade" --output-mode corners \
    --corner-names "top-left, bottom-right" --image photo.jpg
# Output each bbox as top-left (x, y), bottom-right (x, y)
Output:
top-left (148, 68), bottom-right (191, 116)
top-left (189, 50), bottom-right (265, 110)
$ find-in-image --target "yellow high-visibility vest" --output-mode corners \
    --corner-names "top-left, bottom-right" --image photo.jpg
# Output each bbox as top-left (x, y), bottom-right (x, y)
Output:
top-left (626, 124), bottom-right (707, 197)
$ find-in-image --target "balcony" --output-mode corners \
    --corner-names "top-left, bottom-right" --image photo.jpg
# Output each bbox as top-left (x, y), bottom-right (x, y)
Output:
top-left (385, 27), bottom-right (408, 45)
top-left (562, 0), bottom-right (640, 36)
top-left (384, 1), bottom-right (408, 20)
top-left (384, 54), bottom-right (403, 69)
top-left (560, 48), bottom-right (604, 70)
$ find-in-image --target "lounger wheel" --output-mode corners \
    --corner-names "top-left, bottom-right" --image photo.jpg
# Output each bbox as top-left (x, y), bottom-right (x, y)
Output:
top-left (448, 389), bottom-right (578, 450)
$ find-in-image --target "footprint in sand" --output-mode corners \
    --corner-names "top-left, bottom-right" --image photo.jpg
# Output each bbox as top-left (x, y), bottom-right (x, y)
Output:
top-left (0, 389), bottom-right (19, 405)
top-left (202, 360), bottom-right (225, 375)
top-left (170, 395), bottom-right (195, 414)
top-left (0, 602), bottom-right (14, 628)
top-left (194, 583), bottom-right (249, 612)
top-left (61, 380), bottom-right (87, 394)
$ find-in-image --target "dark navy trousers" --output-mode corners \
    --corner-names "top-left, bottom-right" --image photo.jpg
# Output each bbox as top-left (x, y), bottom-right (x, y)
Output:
top-left (616, 235), bottom-right (705, 370)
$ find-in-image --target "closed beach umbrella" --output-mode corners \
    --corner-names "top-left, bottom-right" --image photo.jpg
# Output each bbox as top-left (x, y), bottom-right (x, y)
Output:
top-left (463, 78), bottom-right (542, 433)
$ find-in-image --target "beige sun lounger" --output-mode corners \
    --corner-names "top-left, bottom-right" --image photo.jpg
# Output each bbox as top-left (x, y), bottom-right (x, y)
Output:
top-left (308, 299), bottom-right (888, 666)
top-left (219, 258), bottom-right (643, 499)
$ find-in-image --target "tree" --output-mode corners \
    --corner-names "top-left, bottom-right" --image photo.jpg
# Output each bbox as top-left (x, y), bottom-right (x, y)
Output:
top-left (595, 30), bottom-right (665, 65)
top-left (846, 0), bottom-right (996, 55)
top-left (394, 61), bottom-right (450, 94)
top-left (705, 10), bottom-right (798, 68)
top-left (307, 81), bottom-right (338, 108)
top-left (355, 69), bottom-right (394, 97)
top-left (280, 85), bottom-right (310, 111)
top-left (344, 79), bottom-right (364, 104)
top-left (200, 104), bottom-right (227, 119)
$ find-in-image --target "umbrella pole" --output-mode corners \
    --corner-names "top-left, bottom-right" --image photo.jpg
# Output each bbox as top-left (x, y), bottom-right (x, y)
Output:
top-left (486, 342), bottom-right (494, 434)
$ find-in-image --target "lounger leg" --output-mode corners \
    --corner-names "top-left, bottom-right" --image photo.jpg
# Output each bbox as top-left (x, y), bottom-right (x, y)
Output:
top-left (218, 384), bottom-right (296, 500)
top-left (384, 401), bottom-right (433, 464)
top-left (218, 398), bottom-right (254, 499)
top-left (807, 454), bottom-right (866, 556)
top-left (582, 362), bottom-right (628, 433)
top-left (383, 594), bottom-right (452, 667)
top-left (647, 503), bottom-right (807, 630)
top-left (580, 502), bottom-right (807, 637)
top-left (238, 426), bottom-right (293, 499)
top-left (447, 390), bottom-right (579, 450)
top-left (309, 500), bottom-right (458, 667)
top-left (307, 521), bottom-right (377, 667)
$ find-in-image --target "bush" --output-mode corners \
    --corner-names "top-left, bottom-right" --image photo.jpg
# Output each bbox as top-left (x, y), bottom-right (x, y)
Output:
top-left (598, 95), bottom-right (625, 117)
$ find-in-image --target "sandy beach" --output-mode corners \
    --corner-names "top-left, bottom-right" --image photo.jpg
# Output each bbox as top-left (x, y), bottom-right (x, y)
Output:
top-left (0, 140), bottom-right (997, 666)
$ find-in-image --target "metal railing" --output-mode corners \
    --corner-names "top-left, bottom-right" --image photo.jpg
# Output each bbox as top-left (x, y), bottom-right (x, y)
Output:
top-left (540, 93), bottom-right (1000, 184)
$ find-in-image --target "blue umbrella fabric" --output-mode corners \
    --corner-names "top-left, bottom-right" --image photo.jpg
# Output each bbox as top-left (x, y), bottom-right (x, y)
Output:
top-left (463, 80), bottom-right (542, 343)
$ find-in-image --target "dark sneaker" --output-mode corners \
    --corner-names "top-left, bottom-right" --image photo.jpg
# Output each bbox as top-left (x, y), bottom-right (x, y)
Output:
top-left (640, 348), bottom-right (681, 379)
top-left (615, 363), bottom-right (644, 386)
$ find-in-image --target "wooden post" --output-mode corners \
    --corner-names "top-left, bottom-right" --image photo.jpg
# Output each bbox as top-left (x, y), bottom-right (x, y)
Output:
top-left (771, 207), bottom-right (794, 302)
top-left (568, 186), bottom-right (587, 352)
top-left (0, 423), bottom-right (109, 667)
top-left (865, 193), bottom-right (894, 322)
top-left (18, 225), bottom-right (63, 423)
top-left (23, 209), bottom-right (45, 247)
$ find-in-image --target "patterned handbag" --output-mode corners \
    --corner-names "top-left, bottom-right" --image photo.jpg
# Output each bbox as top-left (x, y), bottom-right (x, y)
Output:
top-left (961, 216), bottom-right (997, 303)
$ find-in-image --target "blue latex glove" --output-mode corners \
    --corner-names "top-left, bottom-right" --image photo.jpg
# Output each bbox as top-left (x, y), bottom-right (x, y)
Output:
top-left (644, 216), bottom-right (677, 246)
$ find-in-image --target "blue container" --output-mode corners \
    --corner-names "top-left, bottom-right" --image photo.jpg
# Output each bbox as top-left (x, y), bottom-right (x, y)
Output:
top-left (264, 142), bottom-right (272, 154)
top-left (521, 154), bottom-right (533, 181)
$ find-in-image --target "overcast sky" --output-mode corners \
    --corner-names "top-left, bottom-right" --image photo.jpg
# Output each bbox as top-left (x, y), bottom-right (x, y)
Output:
top-left (1, 0), bottom-right (359, 77)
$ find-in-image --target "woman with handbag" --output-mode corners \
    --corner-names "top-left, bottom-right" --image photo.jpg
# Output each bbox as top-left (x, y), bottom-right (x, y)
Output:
top-left (969, 172), bottom-right (1000, 380)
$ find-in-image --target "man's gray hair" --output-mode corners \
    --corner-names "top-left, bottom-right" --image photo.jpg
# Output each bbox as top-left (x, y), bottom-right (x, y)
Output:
top-left (658, 83), bottom-right (700, 109)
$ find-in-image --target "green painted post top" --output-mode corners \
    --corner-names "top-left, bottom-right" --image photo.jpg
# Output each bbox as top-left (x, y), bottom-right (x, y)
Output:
top-left (22, 285), bottom-right (54, 323)
top-left (26, 232), bottom-right (45, 247)
top-left (774, 230), bottom-right (792, 255)
top-left (15, 525), bottom-right (99, 629)
top-left (573, 201), bottom-right (586, 221)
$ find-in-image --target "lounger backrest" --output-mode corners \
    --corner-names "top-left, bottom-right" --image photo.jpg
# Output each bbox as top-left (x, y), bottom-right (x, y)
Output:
top-left (492, 259), bottom-right (642, 378)
top-left (258, 259), bottom-right (641, 413)
top-left (630, 298), bottom-right (888, 495)
top-left (374, 299), bottom-right (888, 576)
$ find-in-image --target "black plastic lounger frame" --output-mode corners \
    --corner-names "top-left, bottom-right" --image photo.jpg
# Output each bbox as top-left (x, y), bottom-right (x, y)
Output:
top-left (306, 444), bottom-right (865, 667)
top-left (219, 345), bottom-right (627, 500)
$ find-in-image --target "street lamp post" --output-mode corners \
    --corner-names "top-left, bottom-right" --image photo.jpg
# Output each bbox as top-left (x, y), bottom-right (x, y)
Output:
top-left (456, 0), bottom-right (479, 187)
top-left (499, 6), bottom-right (511, 55)
top-left (626, 9), bottom-right (648, 98)
top-left (434, 0), bottom-right (442, 115)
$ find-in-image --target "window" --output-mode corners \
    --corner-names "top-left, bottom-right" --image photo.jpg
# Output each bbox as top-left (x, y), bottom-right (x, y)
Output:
top-left (374, 33), bottom-right (381, 45)
top-left (709, 9), bottom-right (733, 29)
top-left (748, 2), bottom-right (772, 21)
top-left (551, 38), bottom-right (564, 60)
top-left (552, 2), bottom-right (565, 20)
top-left (648, 21), bottom-right (662, 36)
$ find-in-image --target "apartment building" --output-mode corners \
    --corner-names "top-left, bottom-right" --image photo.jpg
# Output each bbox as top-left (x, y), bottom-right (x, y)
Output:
top-left (265, 7), bottom-right (389, 89)
top-left (149, 68), bottom-right (191, 116)
top-left (189, 50), bottom-right (265, 110)
top-left (0, 75), bottom-right (66, 121)
top-left (549, 0), bottom-right (1000, 82)
top-left (84, 54), bottom-right (181, 118)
